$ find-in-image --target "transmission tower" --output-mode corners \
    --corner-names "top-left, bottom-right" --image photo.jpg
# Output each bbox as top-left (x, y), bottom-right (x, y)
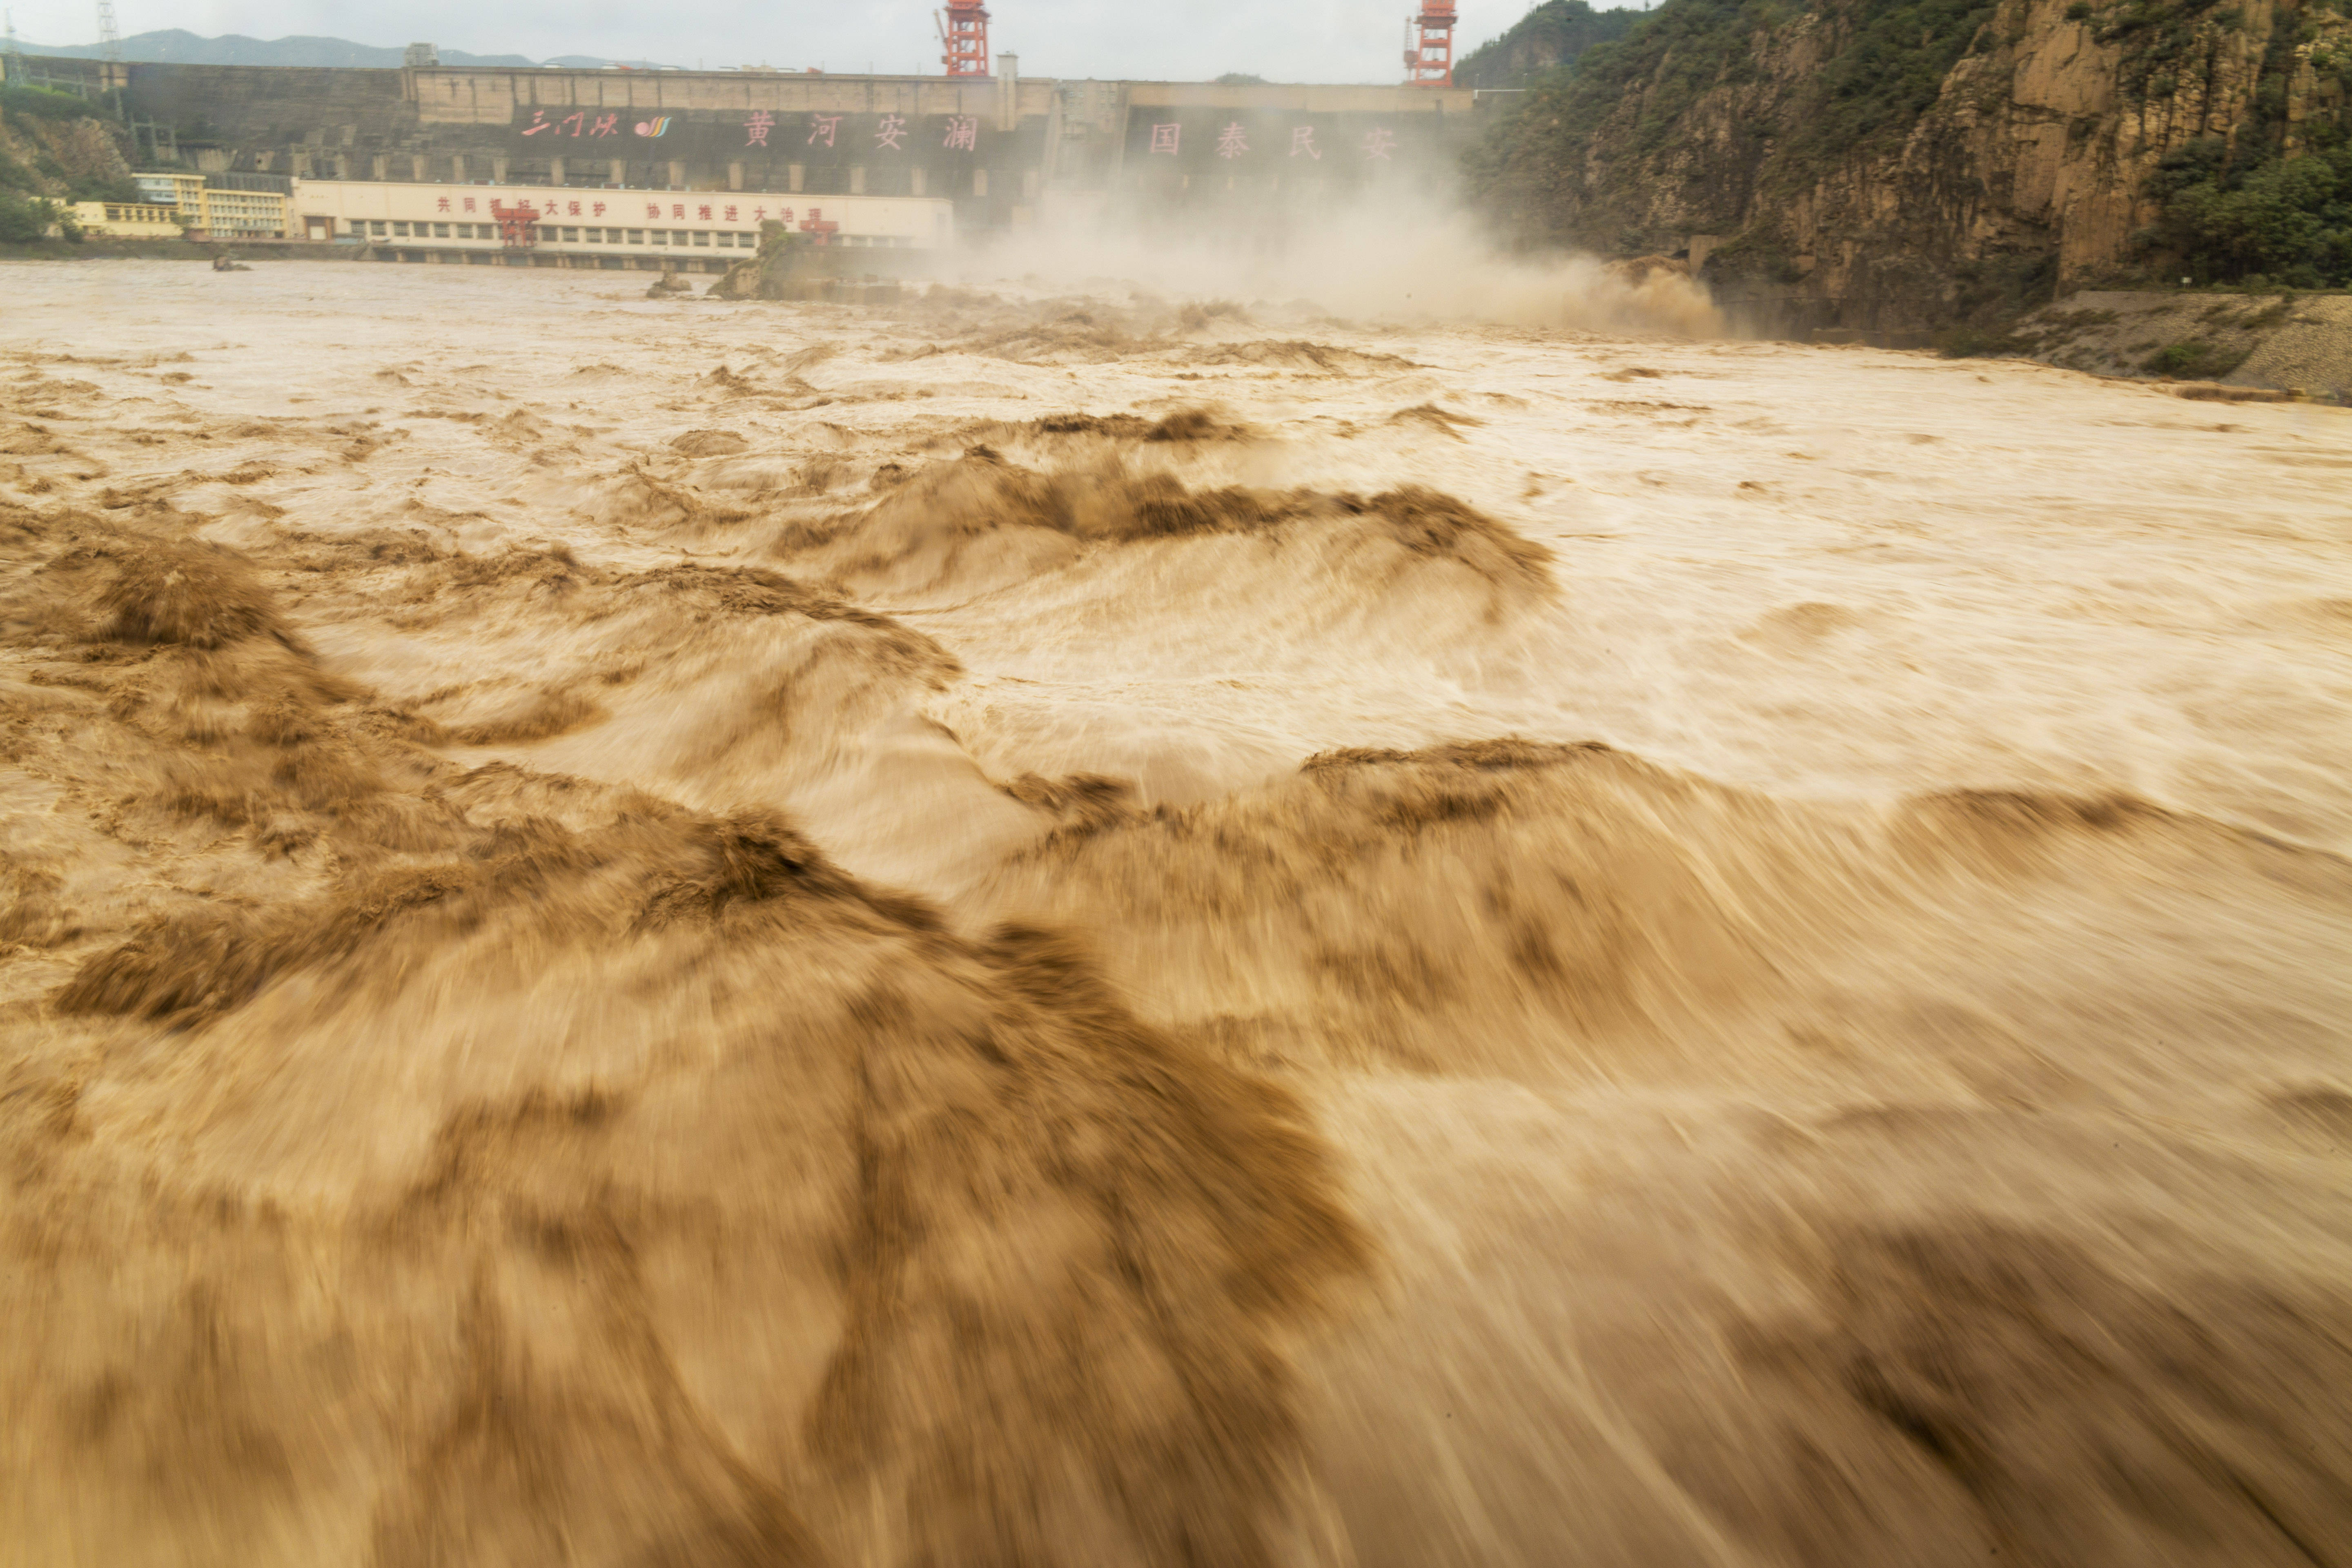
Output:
top-left (4, 10), bottom-right (26, 88)
top-left (96, 0), bottom-right (120, 59)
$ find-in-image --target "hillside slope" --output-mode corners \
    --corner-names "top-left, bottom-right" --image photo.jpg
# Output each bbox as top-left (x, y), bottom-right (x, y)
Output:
top-left (0, 85), bottom-right (136, 238)
top-left (1468, 0), bottom-right (2352, 332)
top-left (1457, 1), bottom-right (1647, 89)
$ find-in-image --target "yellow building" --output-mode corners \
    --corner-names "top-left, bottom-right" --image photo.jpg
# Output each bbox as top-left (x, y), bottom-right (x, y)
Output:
top-left (199, 187), bottom-right (289, 239)
top-left (134, 172), bottom-right (206, 211)
top-left (71, 201), bottom-right (186, 238)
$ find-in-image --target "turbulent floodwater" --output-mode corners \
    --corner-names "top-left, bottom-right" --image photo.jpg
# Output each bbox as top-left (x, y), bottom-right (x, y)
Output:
top-left (3, 258), bottom-right (2352, 1568)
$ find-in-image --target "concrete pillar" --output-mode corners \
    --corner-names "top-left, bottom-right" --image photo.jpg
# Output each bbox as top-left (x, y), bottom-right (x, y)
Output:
top-left (372, 154), bottom-right (390, 180)
top-left (727, 160), bottom-right (744, 191)
top-left (608, 158), bottom-right (625, 184)
top-left (788, 164), bottom-right (804, 193)
top-left (911, 166), bottom-right (926, 197)
top-left (850, 166), bottom-right (866, 195)
top-left (491, 156), bottom-right (510, 183)
top-left (334, 154), bottom-right (352, 179)
top-left (995, 53), bottom-right (1019, 132)
top-left (450, 154), bottom-right (466, 183)
top-left (411, 154), bottom-right (428, 181)
top-left (667, 159), bottom-right (686, 189)
top-left (973, 167), bottom-right (988, 197)
top-left (549, 155), bottom-right (566, 185)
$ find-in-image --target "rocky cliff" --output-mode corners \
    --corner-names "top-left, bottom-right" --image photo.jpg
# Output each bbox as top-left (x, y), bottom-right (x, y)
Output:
top-left (1468, 0), bottom-right (2352, 331)
top-left (0, 89), bottom-right (136, 199)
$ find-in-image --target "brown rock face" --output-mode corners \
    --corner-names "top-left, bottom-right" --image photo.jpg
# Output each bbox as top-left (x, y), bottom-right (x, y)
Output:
top-left (0, 106), bottom-right (137, 200)
top-left (1497, 0), bottom-right (2352, 331)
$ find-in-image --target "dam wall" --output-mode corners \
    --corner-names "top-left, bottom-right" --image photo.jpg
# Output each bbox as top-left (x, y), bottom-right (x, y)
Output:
top-left (14, 54), bottom-right (1492, 234)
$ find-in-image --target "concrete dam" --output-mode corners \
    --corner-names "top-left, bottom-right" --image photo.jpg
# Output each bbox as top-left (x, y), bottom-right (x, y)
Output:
top-left (23, 54), bottom-right (1500, 249)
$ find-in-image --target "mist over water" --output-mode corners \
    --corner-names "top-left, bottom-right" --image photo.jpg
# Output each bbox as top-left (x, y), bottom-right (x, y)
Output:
top-left (961, 196), bottom-right (1727, 334)
top-left (3, 251), bottom-right (2351, 1567)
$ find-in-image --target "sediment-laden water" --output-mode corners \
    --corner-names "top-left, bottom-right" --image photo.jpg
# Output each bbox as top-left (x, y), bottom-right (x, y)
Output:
top-left (3, 258), bottom-right (2350, 1567)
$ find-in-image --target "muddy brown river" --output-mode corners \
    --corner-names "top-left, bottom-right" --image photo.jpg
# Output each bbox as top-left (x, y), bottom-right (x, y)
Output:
top-left (3, 258), bottom-right (2351, 1567)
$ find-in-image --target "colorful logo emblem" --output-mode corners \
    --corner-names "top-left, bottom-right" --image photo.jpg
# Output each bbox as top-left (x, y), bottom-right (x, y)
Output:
top-left (634, 117), bottom-right (672, 138)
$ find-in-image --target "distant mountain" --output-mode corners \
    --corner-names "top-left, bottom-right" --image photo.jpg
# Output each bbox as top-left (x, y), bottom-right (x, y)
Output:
top-left (21, 29), bottom-right (677, 70)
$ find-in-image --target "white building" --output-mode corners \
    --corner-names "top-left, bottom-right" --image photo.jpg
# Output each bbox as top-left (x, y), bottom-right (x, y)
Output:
top-left (288, 180), bottom-right (954, 271)
top-left (200, 187), bottom-right (290, 239)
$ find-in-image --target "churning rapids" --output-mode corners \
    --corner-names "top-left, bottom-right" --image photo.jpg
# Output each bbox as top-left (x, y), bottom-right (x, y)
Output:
top-left (3, 258), bottom-right (2351, 1568)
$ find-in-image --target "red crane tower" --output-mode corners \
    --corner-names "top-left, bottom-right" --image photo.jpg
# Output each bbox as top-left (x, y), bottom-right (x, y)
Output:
top-left (938, 1), bottom-right (991, 76)
top-left (1404, 0), bottom-right (1457, 86)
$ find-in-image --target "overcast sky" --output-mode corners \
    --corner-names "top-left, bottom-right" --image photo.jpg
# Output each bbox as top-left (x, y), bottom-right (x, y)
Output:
top-left (9, 0), bottom-right (1587, 80)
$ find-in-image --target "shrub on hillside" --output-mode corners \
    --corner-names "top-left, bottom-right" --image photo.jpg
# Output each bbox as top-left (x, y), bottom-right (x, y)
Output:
top-left (2142, 339), bottom-right (2251, 377)
top-left (0, 84), bottom-right (100, 121)
top-left (2148, 141), bottom-right (2352, 287)
top-left (0, 190), bottom-right (61, 243)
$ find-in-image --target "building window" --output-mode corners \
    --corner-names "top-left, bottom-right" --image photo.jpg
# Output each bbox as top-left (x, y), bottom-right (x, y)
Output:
top-left (651, 230), bottom-right (668, 245)
top-left (562, 227), bottom-right (579, 242)
top-left (393, 221), bottom-right (410, 236)
top-left (433, 223), bottom-right (450, 238)
top-left (692, 231), bottom-right (710, 246)
top-left (626, 229), bottom-right (643, 244)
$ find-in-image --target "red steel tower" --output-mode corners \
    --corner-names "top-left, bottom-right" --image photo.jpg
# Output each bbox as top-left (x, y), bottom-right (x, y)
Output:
top-left (939, 1), bottom-right (991, 76)
top-left (1404, 0), bottom-right (1457, 86)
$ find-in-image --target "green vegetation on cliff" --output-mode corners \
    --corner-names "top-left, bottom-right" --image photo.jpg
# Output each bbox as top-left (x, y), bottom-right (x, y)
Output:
top-left (1456, 1), bottom-right (1646, 90)
top-left (2134, 10), bottom-right (2352, 288)
top-left (2147, 140), bottom-right (2352, 286)
top-left (1, 83), bottom-right (140, 238)
top-left (1463, 0), bottom-right (1994, 249)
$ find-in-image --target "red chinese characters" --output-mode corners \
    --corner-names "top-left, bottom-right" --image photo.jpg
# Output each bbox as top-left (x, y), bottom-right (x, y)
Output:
top-left (745, 110), bottom-right (775, 148)
top-left (808, 115), bottom-right (842, 148)
top-left (698, 204), bottom-right (713, 220)
top-left (521, 108), bottom-right (616, 139)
